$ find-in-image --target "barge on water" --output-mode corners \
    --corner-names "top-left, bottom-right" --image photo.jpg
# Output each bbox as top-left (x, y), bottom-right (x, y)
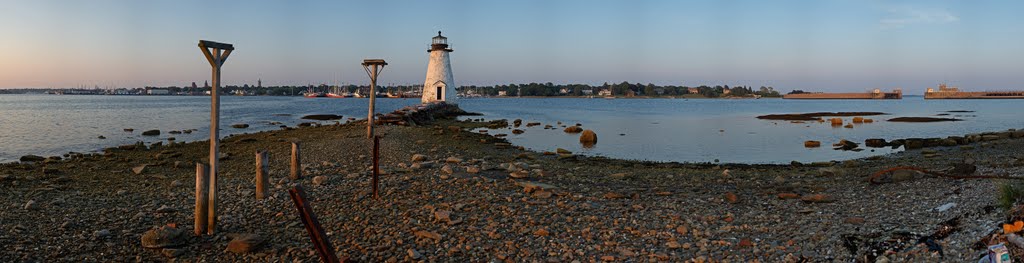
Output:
top-left (783, 89), bottom-right (902, 100)
top-left (924, 84), bottom-right (1024, 99)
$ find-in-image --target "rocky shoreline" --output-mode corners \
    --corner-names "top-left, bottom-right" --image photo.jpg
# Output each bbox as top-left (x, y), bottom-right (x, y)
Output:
top-left (1, 108), bottom-right (1024, 262)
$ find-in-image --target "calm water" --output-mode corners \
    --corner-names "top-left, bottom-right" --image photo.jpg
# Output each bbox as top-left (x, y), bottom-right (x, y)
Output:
top-left (1, 94), bottom-right (1021, 163)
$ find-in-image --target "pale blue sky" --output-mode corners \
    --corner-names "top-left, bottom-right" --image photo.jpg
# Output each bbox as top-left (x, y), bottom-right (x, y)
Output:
top-left (1, 0), bottom-right (1022, 92)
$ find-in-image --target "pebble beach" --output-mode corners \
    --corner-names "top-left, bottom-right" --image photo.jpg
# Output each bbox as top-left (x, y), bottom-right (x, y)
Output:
top-left (1, 113), bottom-right (1024, 262)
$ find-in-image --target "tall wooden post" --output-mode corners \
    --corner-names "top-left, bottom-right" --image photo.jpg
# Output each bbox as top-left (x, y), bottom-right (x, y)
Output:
top-left (194, 163), bottom-right (209, 236)
top-left (255, 150), bottom-right (269, 200)
top-left (290, 142), bottom-right (301, 180)
top-left (362, 59), bottom-right (387, 138)
top-left (198, 40), bottom-right (233, 235)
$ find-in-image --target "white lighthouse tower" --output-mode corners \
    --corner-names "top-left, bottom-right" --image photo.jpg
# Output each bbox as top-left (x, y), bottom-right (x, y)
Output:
top-left (422, 31), bottom-right (456, 104)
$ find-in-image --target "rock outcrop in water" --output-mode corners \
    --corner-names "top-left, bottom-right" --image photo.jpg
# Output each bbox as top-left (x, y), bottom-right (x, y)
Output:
top-left (375, 102), bottom-right (479, 126)
top-left (757, 112), bottom-right (886, 121)
top-left (888, 117), bottom-right (962, 122)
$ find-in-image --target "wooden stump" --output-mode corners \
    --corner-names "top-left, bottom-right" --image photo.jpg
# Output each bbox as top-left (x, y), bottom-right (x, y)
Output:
top-left (291, 142), bottom-right (301, 180)
top-left (207, 162), bottom-right (218, 235)
top-left (372, 136), bottom-right (380, 199)
top-left (194, 163), bottom-right (209, 236)
top-left (255, 150), bottom-right (269, 200)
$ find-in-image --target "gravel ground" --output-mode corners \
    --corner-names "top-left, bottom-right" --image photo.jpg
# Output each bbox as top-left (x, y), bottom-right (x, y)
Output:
top-left (1, 116), bottom-right (1023, 262)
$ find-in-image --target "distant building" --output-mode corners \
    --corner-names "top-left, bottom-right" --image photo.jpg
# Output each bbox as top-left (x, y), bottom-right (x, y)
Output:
top-left (625, 90), bottom-right (636, 97)
top-left (582, 89), bottom-right (594, 95)
top-left (598, 89), bottom-right (612, 96)
top-left (722, 89), bottom-right (731, 95)
top-left (687, 87), bottom-right (699, 94)
top-left (147, 88), bottom-right (170, 95)
top-left (654, 88), bottom-right (665, 95)
top-left (559, 88), bottom-right (569, 94)
top-left (498, 90), bottom-right (508, 96)
top-left (257, 78), bottom-right (262, 88)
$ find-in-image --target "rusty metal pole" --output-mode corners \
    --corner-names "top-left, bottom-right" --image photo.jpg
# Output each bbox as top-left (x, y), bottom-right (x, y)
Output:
top-left (372, 135), bottom-right (380, 199)
top-left (289, 186), bottom-right (340, 263)
top-left (198, 40), bottom-right (233, 235)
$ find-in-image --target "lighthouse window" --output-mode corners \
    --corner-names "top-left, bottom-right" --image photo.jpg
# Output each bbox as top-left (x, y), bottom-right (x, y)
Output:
top-left (436, 87), bottom-right (442, 100)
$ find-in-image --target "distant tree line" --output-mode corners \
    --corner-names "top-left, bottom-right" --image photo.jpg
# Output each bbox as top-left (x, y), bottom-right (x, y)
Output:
top-left (2, 82), bottom-right (783, 98)
top-left (458, 81), bottom-right (782, 98)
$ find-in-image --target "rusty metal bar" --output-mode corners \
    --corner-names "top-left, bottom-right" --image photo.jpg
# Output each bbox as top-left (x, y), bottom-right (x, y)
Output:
top-left (372, 136), bottom-right (380, 199)
top-left (289, 186), bottom-right (339, 263)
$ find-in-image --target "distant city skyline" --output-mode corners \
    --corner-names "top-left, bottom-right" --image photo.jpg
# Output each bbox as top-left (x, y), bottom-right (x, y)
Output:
top-left (1, 0), bottom-right (1023, 92)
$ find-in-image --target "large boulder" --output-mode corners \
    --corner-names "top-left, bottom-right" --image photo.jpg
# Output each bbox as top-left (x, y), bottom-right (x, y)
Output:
top-left (225, 234), bottom-right (264, 254)
top-left (579, 130), bottom-right (598, 144)
top-left (142, 130), bottom-right (160, 136)
top-left (564, 126), bottom-right (583, 133)
top-left (140, 225), bottom-right (187, 249)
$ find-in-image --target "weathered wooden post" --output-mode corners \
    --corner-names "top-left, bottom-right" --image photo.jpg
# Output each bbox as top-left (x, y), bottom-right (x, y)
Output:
top-left (194, 163), bottom-right (209, 236)
top-left (198, 40), bottom-right (233, 235)
top-left (372, 135), bottom-right (380, 199)
top-left (290, 141), bottom-right (301, 180)
top-left (255, 150), bottom-right (269, 199)
top-left (362, 59), bottom-right (387, 138)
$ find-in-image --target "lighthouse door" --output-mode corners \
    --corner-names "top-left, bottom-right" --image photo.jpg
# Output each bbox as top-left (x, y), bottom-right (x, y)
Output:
top-left (436, 86), bottom-right (442, 100)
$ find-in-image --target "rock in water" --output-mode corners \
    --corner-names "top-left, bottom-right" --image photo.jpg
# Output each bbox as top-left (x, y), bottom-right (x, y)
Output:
top-left (301, 114), bottom-right (343, 120)
top-left (141, 225), bottom-right (187, 248)
top-left (803, 141), bottom-right (821, 148)
top-left (142, 130), bottom-right (160, 136)
top-left (833, 140), bottom-right (858, 150)
top-left (19, 155), bottom-right (45, 162)
top-left (231, 124), bottom-right (249, 129)
top-left (579, 130), bottom-right (598, 144)
top-left (564, 126), bottom-right (583, 133)
top-left (864, 138), bottom-right (887, 148)
top-left (225, 234), bottom-right (264, 254)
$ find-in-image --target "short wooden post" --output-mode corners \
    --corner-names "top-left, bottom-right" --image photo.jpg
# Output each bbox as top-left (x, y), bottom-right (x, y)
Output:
top-left (194, 163), bottom-right (209, 236)
top-left (372, 136), bottom-right (380, 199)
top-left (290, 142), bottom-right (301, 180)
top-left (255, 150), bottom-right (269, 199)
